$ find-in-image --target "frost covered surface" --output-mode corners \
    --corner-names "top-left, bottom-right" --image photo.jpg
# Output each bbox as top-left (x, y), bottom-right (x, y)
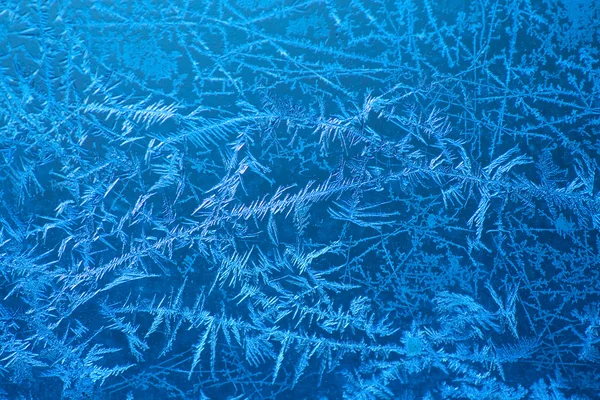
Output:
top-left (0, 0), bottom-right (599, 398)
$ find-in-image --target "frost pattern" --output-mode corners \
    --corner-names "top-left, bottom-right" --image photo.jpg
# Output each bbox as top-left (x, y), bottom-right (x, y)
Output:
top-left (0, 0), bottom-right (599, 399)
